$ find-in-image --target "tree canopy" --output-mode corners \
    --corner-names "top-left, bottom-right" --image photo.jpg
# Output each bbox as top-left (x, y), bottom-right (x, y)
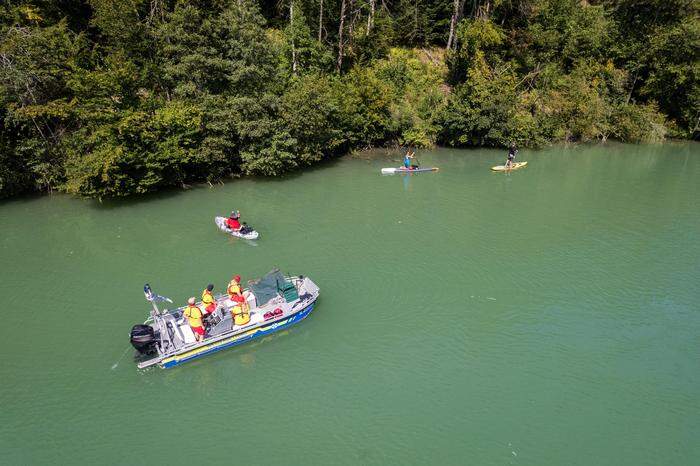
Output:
top-left (1, 0), bottom-right (697, 198)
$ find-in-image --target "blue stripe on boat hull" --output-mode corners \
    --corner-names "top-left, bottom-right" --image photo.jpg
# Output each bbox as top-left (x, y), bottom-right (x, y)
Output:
top-left (162, 303), bottom-right (315, 368)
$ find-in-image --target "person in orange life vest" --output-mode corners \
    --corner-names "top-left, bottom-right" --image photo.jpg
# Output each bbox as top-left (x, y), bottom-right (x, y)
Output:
top-left (201, 284), bottom-right (216, 314)
top-left (183, 297), bottom-right (205, 342)
top-left (227, 275), bottom-right (243, 301)
top-left (225, 211), bottom-right (241, 231)
top-left (231, 293), bottom-right (251, 326)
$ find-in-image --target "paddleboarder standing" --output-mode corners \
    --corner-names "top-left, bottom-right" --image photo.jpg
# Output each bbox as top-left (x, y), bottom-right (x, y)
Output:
top-left (505, 143), bottom-right (518, 169)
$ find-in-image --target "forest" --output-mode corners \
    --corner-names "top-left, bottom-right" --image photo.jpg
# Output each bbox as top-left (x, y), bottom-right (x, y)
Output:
top-left (1, 0), bottom-right (698, 198)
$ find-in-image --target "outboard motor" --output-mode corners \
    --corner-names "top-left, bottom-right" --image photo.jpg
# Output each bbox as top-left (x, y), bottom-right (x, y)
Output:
top-left (130, 324), bottom-right (156, 354)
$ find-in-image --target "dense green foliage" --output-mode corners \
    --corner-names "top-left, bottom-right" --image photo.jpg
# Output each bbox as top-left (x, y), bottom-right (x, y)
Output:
top-left (1, 0), bottom-right (697, 198)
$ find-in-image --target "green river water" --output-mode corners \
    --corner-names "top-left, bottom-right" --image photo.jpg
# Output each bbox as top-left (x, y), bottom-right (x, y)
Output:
top-left (0, 143), bottom-right (698, 465)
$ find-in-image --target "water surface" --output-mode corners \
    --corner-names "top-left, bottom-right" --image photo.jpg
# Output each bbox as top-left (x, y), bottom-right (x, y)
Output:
top-left (1, 142), bottom-right (698, 465)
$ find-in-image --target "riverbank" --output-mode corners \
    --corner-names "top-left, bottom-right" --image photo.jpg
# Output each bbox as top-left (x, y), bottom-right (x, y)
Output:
top-left (3, 1), bottom-right (697, 200)
top-left (3, 137), bottom-right (696, 204)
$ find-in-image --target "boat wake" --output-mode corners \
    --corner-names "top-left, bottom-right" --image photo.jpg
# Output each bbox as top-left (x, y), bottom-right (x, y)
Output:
top-left (110, 346), bottom-right (132, 370)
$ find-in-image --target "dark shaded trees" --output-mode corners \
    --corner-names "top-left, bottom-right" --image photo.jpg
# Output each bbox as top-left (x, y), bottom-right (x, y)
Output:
top-left (0, 0), bottom-right (697, 198)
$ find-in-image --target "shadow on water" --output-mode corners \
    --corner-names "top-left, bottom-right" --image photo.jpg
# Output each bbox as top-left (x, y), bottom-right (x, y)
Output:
top-left (0, 154), bottom-right (348, 213)
top-left (85, 183), bottom-right (210, 211)
top-left (0, 189), bottom-right (55, 208)
top-left (0, 182), bottom-right (204, 211)
top-left (243, 154), bottom-right (346, 185)
top-left (79, 155), bottom-right (348, 210)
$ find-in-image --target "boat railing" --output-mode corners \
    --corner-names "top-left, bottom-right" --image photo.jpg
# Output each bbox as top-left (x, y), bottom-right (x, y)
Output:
top-left (161, 291), bottom-right (315, 356)
top-left (137, 277), bottom-right (318, 369)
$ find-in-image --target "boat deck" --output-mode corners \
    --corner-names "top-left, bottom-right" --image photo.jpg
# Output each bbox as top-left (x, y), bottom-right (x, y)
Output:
top-left (138, 275), bottom-right (319, 368)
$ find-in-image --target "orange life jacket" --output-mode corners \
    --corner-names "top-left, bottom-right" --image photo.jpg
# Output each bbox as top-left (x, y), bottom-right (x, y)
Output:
top-left (227, 281), bottom-right (241, 298)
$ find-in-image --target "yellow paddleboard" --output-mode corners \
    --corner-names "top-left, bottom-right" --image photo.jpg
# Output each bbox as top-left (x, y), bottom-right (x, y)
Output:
top-left (491, 161), bottom-right (528, 172)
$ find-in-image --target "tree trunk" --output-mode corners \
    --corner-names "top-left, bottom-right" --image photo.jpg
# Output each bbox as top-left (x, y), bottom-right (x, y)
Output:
top-left (318, 0), bottom-right (323, 42)
top-left (478, 0), bottom-right (491, 19)
top-left (348, 0), bottom-right (356, 40)
top-left (366, 0), bottom-right (375, 36)
top-left (337, 0), bottom-right (346, 72)
top-left (414, 1), bottom-right (418, 42)
top-left (290, 1), bottom-right (297, 74)
top-left (447, 0), bottom-right (466, 50)
top-left (447, 0), bottom-right (456, 50)
top-left (148, 0), bottom-right (165, 23)
top-left (625, 71), bottom-right (638, 105)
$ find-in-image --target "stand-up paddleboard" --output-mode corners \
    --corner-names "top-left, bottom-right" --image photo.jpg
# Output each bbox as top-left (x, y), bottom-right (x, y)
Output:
top-left (491, 161), bottom-right (527, 172)
top-left (215, 217), bottom-right (259, 239)
top-left (381, 167), bottom-right (439, 175)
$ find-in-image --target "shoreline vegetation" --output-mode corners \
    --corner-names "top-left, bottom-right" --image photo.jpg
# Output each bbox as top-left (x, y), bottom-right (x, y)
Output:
top-left (1, 1), bottom-right (698, 199)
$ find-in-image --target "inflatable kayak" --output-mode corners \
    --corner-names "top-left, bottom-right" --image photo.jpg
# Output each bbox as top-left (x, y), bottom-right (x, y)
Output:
top-left (381, 167), bottom-right (439, 175)
top-left (215, 217), bottom-right (259, 240)
top-left (491, 161), bottom-right (528, 172)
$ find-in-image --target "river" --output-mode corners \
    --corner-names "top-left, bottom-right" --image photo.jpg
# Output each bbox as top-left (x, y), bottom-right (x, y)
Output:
top-left (0, 142), bottom-right (698, 465)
